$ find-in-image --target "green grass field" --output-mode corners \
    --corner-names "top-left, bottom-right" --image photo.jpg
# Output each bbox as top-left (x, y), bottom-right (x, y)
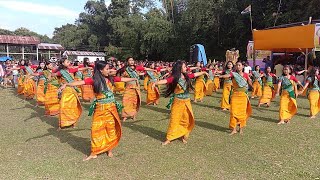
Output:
top-left (1, 87), bottom-right (320, 179)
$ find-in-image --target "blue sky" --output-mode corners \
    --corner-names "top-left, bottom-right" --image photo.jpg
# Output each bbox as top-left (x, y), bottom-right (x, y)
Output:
top-left (0, 0), bottom-right (111, 37)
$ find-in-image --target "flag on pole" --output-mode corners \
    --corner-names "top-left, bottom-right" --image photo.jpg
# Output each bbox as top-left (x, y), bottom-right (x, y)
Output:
top-left (241, 5), bottom-right (251, 15)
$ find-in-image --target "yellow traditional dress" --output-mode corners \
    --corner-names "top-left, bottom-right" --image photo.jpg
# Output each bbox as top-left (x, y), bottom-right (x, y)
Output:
top-left (121, 66), bottom-right (142, 119)
top-left (43, 70), bottom-right (60, 116)
top-left (165, 74), bottom-right (195, 141)
top-left (306, 77), bottom-right (320, 116)
top-left (259, 73), bottom-right (276, 105)
top-left (229, 72), bottom-right (252, 129)
top-left (58, 68), bottom-right (82, 128)
top-left (205, 70), bottom-right (215, 96)
top-left (36, 69), bottom-right (46, 105)
top-left (86, 77), bottom-right (122, 155)
top-left (81, 69), bottom-right (95, 102)
top-left (146, 70), bottom-right (160, 105)
top-left (22, 66), bottom-right (36, 100)
top-left (194, 69), bottom-right (207, 101)
top-left (221, 69), bottom-right (232, 109)
top-left (278, 75), bottom-right (298, 121)
top-left (251, 71), bottom-right (262, 98)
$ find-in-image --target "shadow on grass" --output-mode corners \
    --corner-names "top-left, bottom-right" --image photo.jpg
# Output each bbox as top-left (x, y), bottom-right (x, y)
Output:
top-left (196, 121), bottom-right (229, 133)
top-left (123, 122), bottom-right (166, 141)
top-left (141, 103), bottom-right (171, 114)
top-left (256, 106), bottom-right (309, 118)
top-left (251, 115), bottom-right (278, 123)
top-left (193, 102), bottom-right (228, 113)
top-left (23, 104), bottom-right (91, 155)
top-left (25, 127), bottom-right (90, 155)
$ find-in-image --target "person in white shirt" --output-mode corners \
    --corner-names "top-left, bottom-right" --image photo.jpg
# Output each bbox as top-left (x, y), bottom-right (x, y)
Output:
top-left (244, 62), bottom-right (252, 74)
top-left (0, 62), bottom-right (4, 85)
top-left (12, 61), bottom-right (19, 88)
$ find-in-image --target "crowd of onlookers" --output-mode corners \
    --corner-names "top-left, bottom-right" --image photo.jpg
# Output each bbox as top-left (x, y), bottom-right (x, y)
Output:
top-left (0, 60), bottom-right (20, 88)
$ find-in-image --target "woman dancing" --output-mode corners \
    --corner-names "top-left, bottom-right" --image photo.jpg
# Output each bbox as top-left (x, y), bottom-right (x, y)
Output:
top-left (276, 65), bottom-right (299, 125)
top-left (60, 61), bottom-right (137, 161)
top-left (219, 61), bottom-right (252, 135)
top-left (153, 60), bottom-right (208, 145)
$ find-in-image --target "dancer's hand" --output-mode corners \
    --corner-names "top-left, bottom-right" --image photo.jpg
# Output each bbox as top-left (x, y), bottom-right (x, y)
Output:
top-left (58, 84), bottom-right (67, 92)
top-left (151, 82), bottom-right (157, 91)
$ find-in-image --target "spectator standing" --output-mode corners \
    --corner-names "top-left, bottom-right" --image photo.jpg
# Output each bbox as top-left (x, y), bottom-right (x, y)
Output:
top-left (263, 56), bottom-right (273, 70)
top-left (244, 61), bottom-right (252, 74)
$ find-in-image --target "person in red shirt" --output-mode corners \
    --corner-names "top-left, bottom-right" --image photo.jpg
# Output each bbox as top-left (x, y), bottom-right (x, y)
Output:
top-left (152, 60), bottom-right (208, 145)
top-left (276, 65), bottom-right (299, 124)
top-left (219, 61), bottom-right (253, 135)
top-left (59, 60), bottom-right (137, 161)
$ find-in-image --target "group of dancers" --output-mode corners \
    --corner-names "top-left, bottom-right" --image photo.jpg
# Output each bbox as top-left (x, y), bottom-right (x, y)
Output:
top-left (3, 56), bottom-right (320, 161)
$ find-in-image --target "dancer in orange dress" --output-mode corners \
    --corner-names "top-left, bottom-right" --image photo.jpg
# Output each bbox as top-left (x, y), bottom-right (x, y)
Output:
top-left (60, 60), bottom-right (137, 161)
top-left (153, 60), bottom-right (208, 145)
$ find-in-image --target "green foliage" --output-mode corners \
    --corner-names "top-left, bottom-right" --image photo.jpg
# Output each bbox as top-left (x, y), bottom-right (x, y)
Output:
top-left (2, 0), bottom-right (319, 60)
top-left (52, 24), bottom-right (87, 50)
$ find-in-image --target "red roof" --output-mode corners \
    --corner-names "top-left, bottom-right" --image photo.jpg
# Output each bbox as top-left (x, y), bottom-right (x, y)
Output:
top-left (38, 43), bottom-right (64, 50)
top-left (0, 35), bottom-right (40, 45)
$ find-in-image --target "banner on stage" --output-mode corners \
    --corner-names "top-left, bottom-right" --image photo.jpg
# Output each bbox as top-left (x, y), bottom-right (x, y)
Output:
top-left (246, 41), bottom-right (271, 60)
top-left (314, 23), bottom-right (320, 51)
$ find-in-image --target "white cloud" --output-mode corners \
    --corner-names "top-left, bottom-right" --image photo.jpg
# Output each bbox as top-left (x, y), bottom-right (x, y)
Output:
top-left (0, 0), bottom-right (78, 19)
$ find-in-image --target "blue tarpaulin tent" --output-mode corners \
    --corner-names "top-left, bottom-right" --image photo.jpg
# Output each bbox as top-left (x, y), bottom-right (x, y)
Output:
top-left (190, 44), bottom-right (208, 66)
top-left (0, 56), bottom-right (12, 62)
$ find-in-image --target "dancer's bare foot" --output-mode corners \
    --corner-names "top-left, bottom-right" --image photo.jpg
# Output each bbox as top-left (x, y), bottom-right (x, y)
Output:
top-left (107, 151), bottom-right (113, 158)
top-left (194, 100), bottom-right (197, 103)
top-left (277, 120), bottom-right (285, 125)
top-left (251, 96), bottom-right (255, 99)
top-left (285, 120), bottom-right (290, 124)
top-left (239, 128), bottom-right (243, 135)
top-left (266, 103), bottom-right (270, 107)
top-left (123, 117), bottom-right (127, 122)
top-left (57, 127), bottom-right (61, 131)
top-left (181, 137), bottom-right (187, 144)
top-left (83, 154), bottom-right (97, 161)
top-left (310, 116), bottom-right (316, 119)
top-left (229, 129), bottom-right (237, 135)
top-left (133, 116), bottom-right (136, 121)
top-left (258, 104), bottom-right (261, 108)
top-left (162, 140), bottom-right (171, 146)
top-left (222, 108), bottom-right (228, 111)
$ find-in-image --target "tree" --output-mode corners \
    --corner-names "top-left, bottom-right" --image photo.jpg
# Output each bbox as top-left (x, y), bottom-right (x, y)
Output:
top-left (52, 24), bottom-right (87, 50)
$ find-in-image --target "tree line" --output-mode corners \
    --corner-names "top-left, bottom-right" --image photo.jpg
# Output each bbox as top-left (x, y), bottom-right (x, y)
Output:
top-left (1, 0), bottom-right (319, 61)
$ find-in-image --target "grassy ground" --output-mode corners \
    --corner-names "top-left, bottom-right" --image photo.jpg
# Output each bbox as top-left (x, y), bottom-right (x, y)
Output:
top-left (1, 87), bottom-right (320, 180)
